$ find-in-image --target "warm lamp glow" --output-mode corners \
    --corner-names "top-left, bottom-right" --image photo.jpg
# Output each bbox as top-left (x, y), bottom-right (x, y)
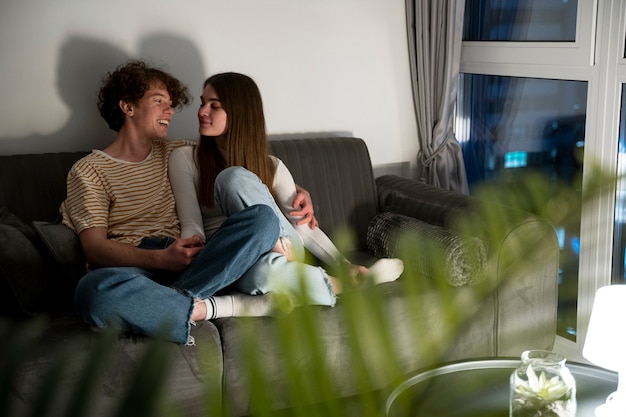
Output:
top-left (583, 285), bottom-right (626, 416)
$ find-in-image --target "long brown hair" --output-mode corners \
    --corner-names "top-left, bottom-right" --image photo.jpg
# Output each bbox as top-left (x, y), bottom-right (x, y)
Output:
top-left (196, 72), bottom-right (275, 207)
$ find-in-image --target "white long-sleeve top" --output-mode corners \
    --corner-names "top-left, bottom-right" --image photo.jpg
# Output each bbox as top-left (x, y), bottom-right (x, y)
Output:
top-left (169, 145), bottom-right (344, 266)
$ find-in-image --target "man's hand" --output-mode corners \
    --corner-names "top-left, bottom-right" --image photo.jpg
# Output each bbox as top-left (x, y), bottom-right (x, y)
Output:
top-left (79, 227), bottom-right (204, 272)
top-left (161, 235), bottom-right (204, 272)
top-left (292, 184), bottom-right (319, 229)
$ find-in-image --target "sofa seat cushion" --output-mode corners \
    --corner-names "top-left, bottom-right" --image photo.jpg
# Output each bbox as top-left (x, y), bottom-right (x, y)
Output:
top-left (366, 212), bottom-right (486, 286)
top-left (7, 314), bottom-right (224, 417)
top-left (216, 280), bottom-right (496, 416)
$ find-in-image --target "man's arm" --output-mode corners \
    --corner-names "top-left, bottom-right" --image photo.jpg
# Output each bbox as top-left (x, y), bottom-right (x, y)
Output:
top-left (79, 227), bottom-right (203, 272)
top-left (292, 184), bottom-right (319, 229)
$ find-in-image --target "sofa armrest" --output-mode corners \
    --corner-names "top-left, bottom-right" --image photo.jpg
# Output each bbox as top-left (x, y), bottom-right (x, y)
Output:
top-left (376, 174), bottom-right (545, 247)
top-left (376, 175), bottom-right (477, 229)
top-left (375, 174), bottom-right (559, 355)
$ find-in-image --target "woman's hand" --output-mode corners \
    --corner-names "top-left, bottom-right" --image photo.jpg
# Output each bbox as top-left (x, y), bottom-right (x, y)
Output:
top-left (292, 184), bottom-right (319, 229)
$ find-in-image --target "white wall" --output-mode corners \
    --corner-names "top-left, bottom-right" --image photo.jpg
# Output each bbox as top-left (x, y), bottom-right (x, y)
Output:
top-left (0, 0), bottom-right (417, 171)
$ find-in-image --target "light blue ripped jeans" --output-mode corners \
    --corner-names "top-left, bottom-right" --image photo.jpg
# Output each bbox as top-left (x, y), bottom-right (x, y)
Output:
top-left (74, 204), bottom-right (279, 345)
top-left (215, 166), bottom-right (336, 307)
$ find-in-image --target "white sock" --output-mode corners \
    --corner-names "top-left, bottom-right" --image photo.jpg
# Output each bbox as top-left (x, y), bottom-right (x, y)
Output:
top-left (368, 258), bottom-right (404, 284)
top-left (202, 293), bottom-right (281, 319)
top-left (203, 295), bottom-right (234, 320)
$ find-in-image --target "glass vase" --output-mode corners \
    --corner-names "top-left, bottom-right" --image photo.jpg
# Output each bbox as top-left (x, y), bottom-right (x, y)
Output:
top-left (510, 350), bottom-right (576, 417)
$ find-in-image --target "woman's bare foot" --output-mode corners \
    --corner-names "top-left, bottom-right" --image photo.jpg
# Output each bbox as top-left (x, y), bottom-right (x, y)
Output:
top-left (346, 259), bottom-right (404, 286)
top-left (367, 258), bottom-right (404, 284)
top-left (272, 237), bottom-right (296, 261)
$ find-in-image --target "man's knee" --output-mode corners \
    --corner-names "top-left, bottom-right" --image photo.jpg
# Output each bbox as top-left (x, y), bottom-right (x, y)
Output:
top-left (75, 270), bottom-right (106, 326)
top-left (231, 204), bottom-right (280, 255)
top-left (252, 204), bottom-right (279, 234)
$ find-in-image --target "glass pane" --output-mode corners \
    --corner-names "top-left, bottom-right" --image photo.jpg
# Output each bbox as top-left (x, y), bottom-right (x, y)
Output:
top-left (456, 74), bottom-right (588, 341)
top-left (463, 0), bottom-right (578, 42)
top-left (612, 85), bottom-right (626, 283)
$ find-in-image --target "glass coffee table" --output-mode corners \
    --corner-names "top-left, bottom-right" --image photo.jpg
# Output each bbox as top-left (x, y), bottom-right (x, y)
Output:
top-left (385, 359), bottom-right (617, 417)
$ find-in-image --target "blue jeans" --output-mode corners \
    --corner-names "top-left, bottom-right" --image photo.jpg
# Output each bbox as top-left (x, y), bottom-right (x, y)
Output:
top-left (74, 204), bottom-right (279, 344)
top-left (215, 167), bottom-right (336, 307)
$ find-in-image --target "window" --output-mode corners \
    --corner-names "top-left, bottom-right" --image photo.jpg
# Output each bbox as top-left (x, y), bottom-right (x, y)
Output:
top-left (458, 0), bottom-right (625, 356)
top-left (461, 0), bottom-right (595, 68)
top-left (612, 86), bottom-right (626, 283)
top-left (463, 0), bottom-right (578, 42)
top-left (456, 74), bottom-right (587, 340)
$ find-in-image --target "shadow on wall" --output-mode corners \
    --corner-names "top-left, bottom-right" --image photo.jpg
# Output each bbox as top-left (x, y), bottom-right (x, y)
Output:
top-left (0, 33), bottom-right (205, 155)
top-left (372, 161), bottom-right (413, 179)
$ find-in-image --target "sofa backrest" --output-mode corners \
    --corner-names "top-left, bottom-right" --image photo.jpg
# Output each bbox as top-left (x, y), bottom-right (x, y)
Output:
top-left (0, 137), bottom-right (379, 247)
top-left (0, 151), bottom-right (89, 223)
top-left (270, 137), bottom-right (379, 249)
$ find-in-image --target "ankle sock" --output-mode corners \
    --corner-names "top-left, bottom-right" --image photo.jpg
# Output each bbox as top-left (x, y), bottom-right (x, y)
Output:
top-left (368, 258), bottom-right (404, 284)
top-left (201, 293), bottom-right (280, 320)
top-left (202, 295), bottom-right (234, 320)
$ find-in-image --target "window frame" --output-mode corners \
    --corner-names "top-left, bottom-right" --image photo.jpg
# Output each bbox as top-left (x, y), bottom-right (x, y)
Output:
top-left (461, 0), bottom-right (597, 68)
top-left (458, 0), bottom-right (626, 360)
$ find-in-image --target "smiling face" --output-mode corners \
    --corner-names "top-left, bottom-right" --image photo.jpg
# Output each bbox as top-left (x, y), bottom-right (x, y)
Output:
top-left (123, 83), bottom-right (174, 141)
top-left (198, 84), bottom-right (228, 140)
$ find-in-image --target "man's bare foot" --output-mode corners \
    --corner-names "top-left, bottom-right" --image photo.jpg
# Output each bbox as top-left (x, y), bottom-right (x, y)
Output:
top-left (191, 299), bottom-right (207, 321)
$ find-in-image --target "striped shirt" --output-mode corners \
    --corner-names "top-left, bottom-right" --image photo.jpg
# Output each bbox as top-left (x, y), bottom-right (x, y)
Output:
top-left (61, 139), bottom-right (193, 246)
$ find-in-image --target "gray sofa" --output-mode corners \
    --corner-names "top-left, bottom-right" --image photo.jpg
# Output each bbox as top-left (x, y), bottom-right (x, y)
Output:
top-left (0, 137), bottom-right (558, 416)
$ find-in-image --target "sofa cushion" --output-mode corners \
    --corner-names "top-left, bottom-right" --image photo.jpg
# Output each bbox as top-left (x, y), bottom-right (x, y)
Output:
top-left (9, 315), bottom-right (225, 417)
top-left (0, 206), bottom-right (39, 245)
top-left (270, 137), bottom-right (378, 251)
top-left (32, 221), bottom-right (86, 291)
top-left (366, 212), bottom-right (486, 286)
top-left (0, 223), bottom-right (47, 315)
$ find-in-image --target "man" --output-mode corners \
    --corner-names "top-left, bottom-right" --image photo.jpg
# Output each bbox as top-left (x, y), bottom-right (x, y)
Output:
top-left (61, 60), bottom-right (316, 345)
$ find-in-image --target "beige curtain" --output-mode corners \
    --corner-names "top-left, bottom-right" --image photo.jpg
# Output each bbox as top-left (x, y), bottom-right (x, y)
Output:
top-left (406, 0), bottom-right (468, 193)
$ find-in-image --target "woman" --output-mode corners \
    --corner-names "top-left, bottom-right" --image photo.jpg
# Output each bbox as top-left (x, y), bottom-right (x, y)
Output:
top-left (169, 72), bottom-right (403, 308)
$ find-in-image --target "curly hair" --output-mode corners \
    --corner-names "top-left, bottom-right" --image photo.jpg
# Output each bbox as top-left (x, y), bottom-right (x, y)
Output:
top-left (97, 60), bottom-right (191, 132)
